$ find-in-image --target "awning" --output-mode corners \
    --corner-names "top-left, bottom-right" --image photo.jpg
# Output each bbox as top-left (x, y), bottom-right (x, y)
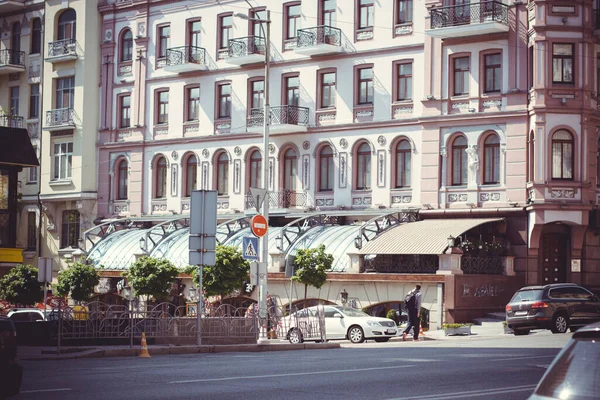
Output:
top-left (0, 126), bottom-right (39, 167)
top-left (359, 218), bottom-right (504, 255)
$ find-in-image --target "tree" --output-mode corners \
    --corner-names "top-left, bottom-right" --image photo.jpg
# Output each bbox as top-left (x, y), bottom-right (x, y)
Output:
top-left (291, 245), bottom-right (332, 308)
top-left (123, 256), bottom-right (179, 304)
top-left (185, 245), bottom-right (250, 299)
top-left (55, 262), bottom-right (100, 303)
top-left (0, 264), bottom-right (43, 306)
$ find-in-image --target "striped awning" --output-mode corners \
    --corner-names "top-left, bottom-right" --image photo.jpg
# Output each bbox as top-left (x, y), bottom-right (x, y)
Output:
top-left (358, 218), bottom-right (504, 255)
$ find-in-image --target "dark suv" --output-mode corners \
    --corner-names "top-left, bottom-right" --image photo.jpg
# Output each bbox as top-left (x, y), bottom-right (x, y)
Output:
top-left (506, 283), bottom-right (600, 335)
top-left (0, 316), bottom-right (22, 397)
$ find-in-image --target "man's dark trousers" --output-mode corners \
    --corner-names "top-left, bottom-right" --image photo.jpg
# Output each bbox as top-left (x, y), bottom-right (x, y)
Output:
top-left (403, 308), bottom-right (419, 340)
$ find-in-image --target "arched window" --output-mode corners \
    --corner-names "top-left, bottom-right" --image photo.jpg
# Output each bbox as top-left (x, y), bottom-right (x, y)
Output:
top-left (120, 29), bottom-right (133, 62)
top-left (451, 136), bottom-right (468, 186)
top-left (184, 155), bottom-right (197, 197)
top-left (249, 150), bottom-right (262, 190)
top-left (483, 134), bottom-right (500, 184)
top-left (216, 152), bottom-right (229, 195)
top-left (283, 148), bottom-right (297, 190)
top-left (116, 159), bottom-right (128, 200)
top-left (11, 22), bottom-right (20, 53)
top-left (58, 9), bottom-right (76, 40)
top-left (155, 157), bottom-right (167, 198)
top-left (395, 140), bottom-right (411, 188)
top-left (318, 145), bottom-right (334, 192)
top-left (552, 130), bottom-right (573, 180)
top-left (356, 142), bottom-right (371, 190)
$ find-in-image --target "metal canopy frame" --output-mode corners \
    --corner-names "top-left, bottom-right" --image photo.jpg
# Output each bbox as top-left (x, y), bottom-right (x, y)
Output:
top-left (276, 213), bottom-right (340, 254)
top-left (216, 216), bottom-right (250, 245)
top-left (141, 217), bottom-right (190, 254)
top-left (355, 209), bottom-right (420, 249)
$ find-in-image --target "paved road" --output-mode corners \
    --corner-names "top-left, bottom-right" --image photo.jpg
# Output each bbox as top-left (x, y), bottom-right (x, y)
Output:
top-left (14, 330), bottom-right (570, 400)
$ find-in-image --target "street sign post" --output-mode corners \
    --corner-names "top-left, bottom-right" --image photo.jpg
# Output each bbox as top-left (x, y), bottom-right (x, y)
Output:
top-left (243, 236), bottom-right (259, 261)
top-left (251, 214), bottom-right (268, 237)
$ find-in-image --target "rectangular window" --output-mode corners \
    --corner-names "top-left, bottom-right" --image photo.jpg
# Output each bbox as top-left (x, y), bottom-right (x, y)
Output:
top-left (156, 90), bottom-right (169, 124)
top-left (29, 84), bottom-right (39, 119)
top-left (9, 86), bottom-right (19, 115)
top-left (61, 210), bottom-right (80, 249)
top-left (285, 76), bottom-right (300, 106)
top-left (251, 80), bottom-right (264, 109)
top-left (252, 9), bottom-right (268, 38)
top-left (188, 20), bottom-right (201, 48)
top-left (286, 4), bottom-right (302, 39)
top-left (484, 53), bottom-right (502, 93)
top-left (357, 67), bottom-right (374, 104)
top-left (319, 71), bottom-right (336, 108)
top-left (453, 56), bottom-right (470, 96)
top-left (120, 95), bottom-right (131, 128)
top-left (26, 211), bottom-right (36, 250)
top-left (55, 76), bottom-right (75, 109)
top-left (186, 86), bottom-right (200, 121)
top-left (322, 0), bottom-right (336, 26)
top-left (31, 18), bottom-right (41, 54)
top-left (219, 15), bottom-right (233, 50)
top-left (52, 141), bottom-right (73, 180)
top-left (359, 0), bottom-right (374, 29)
top-left (158, 25), bottom-right (170, 59)
top-left (396, 0), bottom-right (413, 24)
top-left (28, 146), bottom-right (37, 183)
top-left (396, 62), bottom-right (413, 101)
top-left (218, 83), bottom-right (231, 118)
top-left (552, 43), bottom-right (574, 84)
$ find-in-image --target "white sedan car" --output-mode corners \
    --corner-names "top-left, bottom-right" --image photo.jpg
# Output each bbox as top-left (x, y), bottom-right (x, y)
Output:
top-left (281, 305), bottom-right (397, 344)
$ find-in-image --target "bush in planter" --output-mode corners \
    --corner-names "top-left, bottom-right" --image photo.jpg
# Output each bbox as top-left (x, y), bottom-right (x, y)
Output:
top-left (442, 323), bottom-right (472, 329)
top-left (386, 309), bottom-right (399, 324)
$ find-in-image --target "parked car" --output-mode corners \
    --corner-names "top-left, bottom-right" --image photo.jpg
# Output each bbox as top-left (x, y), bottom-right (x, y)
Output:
top-left (7, 308), bottom-right (48, 322)
top-left (505, 283), bottom-right (600, 335)
top-left (283, 305), bottom-right (398, 344)
top-left (528, 322), bottom-right (600, 399)
top-left (0, 316), bottom-right (23, 397)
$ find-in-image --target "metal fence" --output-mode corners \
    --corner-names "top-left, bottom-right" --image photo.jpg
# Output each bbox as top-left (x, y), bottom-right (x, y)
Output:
top-left (245, 189), bottom-right (308, 210)
top-left (228, 36), bottom-right (266, 58)
top-left (429, 1), bottom-right (508, 29)
top-left (297, 26), bottom-right (342, 48)
top-left (166, 46), bottom-right (206, 67)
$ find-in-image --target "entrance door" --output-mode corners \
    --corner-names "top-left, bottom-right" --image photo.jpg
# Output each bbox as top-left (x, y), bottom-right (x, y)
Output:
top-left (541, 234), bottom-right (568, 284)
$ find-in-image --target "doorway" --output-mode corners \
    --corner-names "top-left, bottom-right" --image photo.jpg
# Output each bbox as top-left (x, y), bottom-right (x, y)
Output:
top-left (541, 233), bottom-right (568, 284)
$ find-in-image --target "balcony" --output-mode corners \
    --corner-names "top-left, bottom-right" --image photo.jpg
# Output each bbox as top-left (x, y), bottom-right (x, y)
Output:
top-left (0, 49), bottom-right (25, 74)
top-left (245, 190), bottom-right (308, 211)
top-left (247, 105), bottom-right (309, 134)
top-left (164, 46), bottom-right (208, 73)
top-left (225, 36), bottom-right (266, 66)
top-left (426, 1), bottom-right (509, 38)
top-left (44, 108), bottom-right (76, 131)
top-left (0, 0), bottom-right (24, 13)
top-left (295, 26), bottom-right (343, 56)
top-left (0, 114), bottom-right (23, 128)
top-left (46, 38), bottom-right (78, 63)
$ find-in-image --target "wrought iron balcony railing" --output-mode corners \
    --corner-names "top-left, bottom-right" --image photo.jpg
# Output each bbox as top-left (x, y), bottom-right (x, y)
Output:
top-left (248, 105), bottom-right (310, 129)
top-left (0, 114), bottom-right (23, 128)
top-left (0, 49), bottom-right (24, 66)
top-left (245, 190), bottom-right (308, 210)
top-left (45, 108), bottom-right (75, 127)
top-left (429, 1), bottom-right (508, 29)
top-left (228, 36), bottom-right (266, 58)
top-left (166, 45), bottom-right (206, 66)
top-left (47, 38), bottom-right (77, 58)
top-left (297, 26), bottom-right (342, 48)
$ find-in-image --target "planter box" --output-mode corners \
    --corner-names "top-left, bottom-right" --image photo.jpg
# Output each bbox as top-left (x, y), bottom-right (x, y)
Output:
top-left (444, 325), bottom-right (472, 336)
top-left (503, 325), bottom-right (513, 334)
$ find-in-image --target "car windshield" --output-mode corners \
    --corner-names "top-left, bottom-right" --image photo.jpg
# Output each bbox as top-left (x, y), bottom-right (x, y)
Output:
top-left (534, 338), bottom-right (600, 400)
top-left (511, 289), bottom-right (544, 302)
top-left (333, 307), bottom-right (369, 318)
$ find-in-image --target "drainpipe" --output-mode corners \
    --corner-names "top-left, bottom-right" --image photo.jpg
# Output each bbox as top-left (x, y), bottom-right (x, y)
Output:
top-left (37, 23), bottom-right (46, 260)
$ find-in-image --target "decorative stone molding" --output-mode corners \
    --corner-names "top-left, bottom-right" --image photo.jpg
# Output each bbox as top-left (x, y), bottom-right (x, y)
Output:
top-left (316, 111), bottom-right (336, 126)
top-left (550, 188), bottom-right (576, 198)
top-left (118, 63), bottom-right (132, 76)
top-left (151, 200), bottom-right (167, 213)
top-left (391, 195), bottom-right (412, 204)
top-left (117, 130), bottom-right (132, 141)
top-left (339, 152), bottom-right (347, 188)
top-left (215, 122), bottom-right (231, 134)
top-left (394, 25), bottom-right (413, 35)
top-left (316, 198), bottom-right (335, 207)
top-left (482, 99), bottom-right (501, 109)
top-left (479, 192), bottom-right (501, 202)
top-left (234, 146), bottom-right (242, 156)
top-left (153, 126), bottom-right (168, 138)
top-left (448, 193), bottom-right (468, 202)
top-left (27, 122), bottom-right (39, 139)
top-left (183, 123), bottom-right (199, 136)
top-left (356, 30), bottom-right (374, 40)
top-left (269, 143), bottom-right (276, 154)
top-left (377, 135), bottom-right (386, 146)
top-left (202, 149), bottom-right (210, 159)
top-left (339, 138), bottom-right (348, 149)
top-left (352, 196), bottom-right (372, 206)
top-left (302, 141), bottom-right (310, 150)
top-left (451, 102), bottom-right (470, 110)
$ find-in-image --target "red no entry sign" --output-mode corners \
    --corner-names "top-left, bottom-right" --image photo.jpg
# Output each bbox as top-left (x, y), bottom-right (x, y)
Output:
top-left (251, 214), bottom-right (268, 237)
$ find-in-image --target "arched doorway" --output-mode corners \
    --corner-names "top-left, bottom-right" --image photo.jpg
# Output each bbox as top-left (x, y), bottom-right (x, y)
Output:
top-left (539, 223), bottom-right (570, 284)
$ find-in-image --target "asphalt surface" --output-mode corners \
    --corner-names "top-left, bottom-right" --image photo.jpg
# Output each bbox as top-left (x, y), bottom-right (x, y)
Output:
top-left (12, 328), bottom-right (571, 400)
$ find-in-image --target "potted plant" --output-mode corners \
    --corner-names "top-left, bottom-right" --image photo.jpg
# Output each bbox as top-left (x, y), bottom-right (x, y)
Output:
top-left (502, 321), bottom-right (513, 334)
top-left (442, 323), bottom-right (472, 336)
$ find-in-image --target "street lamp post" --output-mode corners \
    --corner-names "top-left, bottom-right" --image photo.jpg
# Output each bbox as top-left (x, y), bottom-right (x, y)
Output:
top-left (235, 9), bottom-right (271, 344)
top-left (122, 285), bottom-right (134, 348)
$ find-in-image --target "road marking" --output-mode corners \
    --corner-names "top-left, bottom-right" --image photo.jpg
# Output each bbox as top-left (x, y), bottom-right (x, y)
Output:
top-left (169, 365), bottom-right (416, 384)
top-left (20, 388), bottom-right (72, 394)
top-left (385, 384), bottom-right (537, 400)
top-left (490, 355), bottom-right (557, 361)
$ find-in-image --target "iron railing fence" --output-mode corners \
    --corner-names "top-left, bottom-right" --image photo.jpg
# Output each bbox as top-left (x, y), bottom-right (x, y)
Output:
top-left (45, 108), bottom-right (75, 127)
top-left (297, 26), bottom-right (342, 48)
top-left (0, 114), bottom-right (23, 128)
top-left (228, 36), bottom-right (265, 58)
top-left (0, 49), bottom-right (24, 66)
top-left (47, 38), bottom-right (77, 58)
top-left (248, 105), bottom-right (309, 128)
top-left (245, 189), bottom-right (308, 209)
top-left (166, 45), bottom-right (206, 67)
top-left (429, 1), bottom-right (508, 29)
top-left (461, 256), bottom-right (504, 275)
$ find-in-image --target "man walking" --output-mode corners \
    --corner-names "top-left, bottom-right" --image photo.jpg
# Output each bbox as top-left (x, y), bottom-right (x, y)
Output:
top-left (402, 284), bottom-right (422, 341)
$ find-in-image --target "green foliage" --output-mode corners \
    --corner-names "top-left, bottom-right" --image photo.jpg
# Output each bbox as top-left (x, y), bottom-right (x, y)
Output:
top-left (55, 262), bottom-right (100, 303)
top-left (292, 245), bottom-right (332, 307)
top-left (386, 309), bottom-right (399, 324)
top-left (442, 323), bottom-right (473, 329)
top-left (0, 264), bottom-right (43, 306)
top-left (123, 256), bottom-right (179, 301)
top-left (186, 245), bottom-right (250, 297)
top-left (420, 307), bottom-right (429, 329)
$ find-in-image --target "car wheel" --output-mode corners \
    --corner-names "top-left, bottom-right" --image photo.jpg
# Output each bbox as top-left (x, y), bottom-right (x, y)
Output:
top-left (374, 338), bottom-right (390, 343)
top-left (513, 329), bottom-right (530, 336)
top-left (347, 325), bottom-right (365, 343)
top-left (288, 328), bottom-right (303, 344)
top-left (551, 313), bottom-right (569, 333)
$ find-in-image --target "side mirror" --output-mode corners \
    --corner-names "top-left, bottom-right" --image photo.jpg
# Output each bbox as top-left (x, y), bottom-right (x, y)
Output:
top-left (333, 313), bottom-right (343, 318)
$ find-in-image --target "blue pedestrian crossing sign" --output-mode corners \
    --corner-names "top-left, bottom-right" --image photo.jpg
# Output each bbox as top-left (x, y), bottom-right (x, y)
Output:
top-left (242, 236), bottom-right (259, 260)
